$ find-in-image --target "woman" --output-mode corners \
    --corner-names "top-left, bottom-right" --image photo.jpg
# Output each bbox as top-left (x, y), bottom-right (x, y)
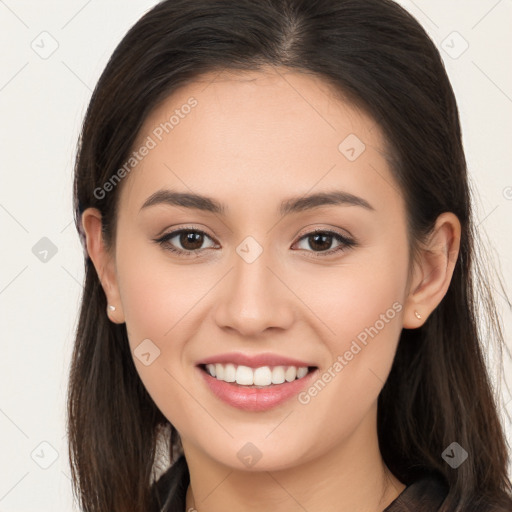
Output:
top-left (67, 0), bottom-right (512, 510)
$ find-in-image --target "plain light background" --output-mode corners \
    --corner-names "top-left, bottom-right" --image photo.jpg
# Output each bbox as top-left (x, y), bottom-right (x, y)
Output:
top-left (0, 1), bottom-right (511, 510)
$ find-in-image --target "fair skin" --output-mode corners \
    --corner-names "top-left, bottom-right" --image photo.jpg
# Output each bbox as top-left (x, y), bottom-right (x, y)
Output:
top-left (82, 66), bottom-right (461, 512)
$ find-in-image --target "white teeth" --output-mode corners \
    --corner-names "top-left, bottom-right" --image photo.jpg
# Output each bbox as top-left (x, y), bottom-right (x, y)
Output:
top-left (236, 365), bottom-right (254, 385)
top-left (224, 363), bottom-right (236, 382)
top-left (206, 364), bottom-right (216, 377)
top-left (297, 367), bottom-right (308, 379)
top-left (253, 366), bottom-right (272, 386)
top-left (285, 366), bottom-right (297, 382)
top-left (271, 366), bottom-right (285, 384)
top-left (204, 363), bottom-right (311, 386)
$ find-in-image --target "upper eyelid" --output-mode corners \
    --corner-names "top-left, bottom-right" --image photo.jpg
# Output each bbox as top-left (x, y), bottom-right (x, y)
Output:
top-left (160, 227), bottom-right (218, 244)
top-left (157, 226), bottom-right (354, 248)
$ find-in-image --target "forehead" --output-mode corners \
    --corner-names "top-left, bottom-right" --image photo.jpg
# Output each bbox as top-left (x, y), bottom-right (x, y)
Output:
top-left (120, 66), bottom-right (399, 215)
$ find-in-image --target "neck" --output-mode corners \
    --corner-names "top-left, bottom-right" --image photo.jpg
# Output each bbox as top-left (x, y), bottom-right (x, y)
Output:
top-left (182, 405), bottom-right (405, 512)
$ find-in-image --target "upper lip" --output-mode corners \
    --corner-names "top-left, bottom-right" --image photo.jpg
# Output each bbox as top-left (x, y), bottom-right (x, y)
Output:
top-left (196, 352), bottom-right (317, 369)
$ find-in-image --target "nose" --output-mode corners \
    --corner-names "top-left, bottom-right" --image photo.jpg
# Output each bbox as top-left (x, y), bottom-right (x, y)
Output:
top-left (213, 242), bottom-right (295, 337)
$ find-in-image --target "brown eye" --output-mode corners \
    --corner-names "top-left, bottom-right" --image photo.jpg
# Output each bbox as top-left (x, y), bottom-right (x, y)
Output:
top-left (178, 231), bottom-right (205, 251)
top-left (306, 233), bottom-right (334, 251)
top-left (155, 229), bottom-right (217, 256)
top-left (155, 227), bottom-right (356, 259)
top-left (294, 229), bottom-right (356, 256)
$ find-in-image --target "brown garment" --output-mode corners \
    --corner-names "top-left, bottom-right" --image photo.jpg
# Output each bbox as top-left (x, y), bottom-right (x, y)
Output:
top-left (383, 473), bottom-right (448, 511)
top-left (151, 456), bottom-right (448, 511)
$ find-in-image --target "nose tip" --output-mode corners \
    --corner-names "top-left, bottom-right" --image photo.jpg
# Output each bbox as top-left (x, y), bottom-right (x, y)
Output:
top-left (213, 252), bottom-right (295, 336)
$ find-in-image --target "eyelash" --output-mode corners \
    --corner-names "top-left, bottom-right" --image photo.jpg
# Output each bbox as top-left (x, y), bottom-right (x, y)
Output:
top-left (154, 226), bottom-right (357, 259)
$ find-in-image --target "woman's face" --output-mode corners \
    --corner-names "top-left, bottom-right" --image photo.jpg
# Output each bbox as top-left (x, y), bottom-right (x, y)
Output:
top-left (109, 67), bottom-right (414, 470)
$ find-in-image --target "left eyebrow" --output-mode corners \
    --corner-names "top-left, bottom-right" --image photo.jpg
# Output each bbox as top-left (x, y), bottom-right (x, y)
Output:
top-left (279, 190), bottom-right (375, 215)
top-left (139, 189), bottom-right (375, 216)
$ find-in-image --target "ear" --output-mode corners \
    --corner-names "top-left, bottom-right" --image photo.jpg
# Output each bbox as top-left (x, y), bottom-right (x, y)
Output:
top-left (81, 207), bottom-right (125, 324)
top-left (402, 212), bottom-right (461, 329)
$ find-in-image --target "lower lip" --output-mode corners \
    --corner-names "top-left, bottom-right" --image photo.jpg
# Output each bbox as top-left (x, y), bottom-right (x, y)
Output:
top-left (197, 366), bottom-right (318, 412)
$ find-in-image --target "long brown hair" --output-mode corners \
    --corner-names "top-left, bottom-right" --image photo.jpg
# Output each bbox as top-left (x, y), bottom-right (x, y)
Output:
top-left (68, 0), bottom-right (512, 510)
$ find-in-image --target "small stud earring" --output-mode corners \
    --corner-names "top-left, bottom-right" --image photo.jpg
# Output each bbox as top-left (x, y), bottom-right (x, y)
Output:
top-left (107, 305), bottom-right (116, 312)
top-left (414, 310), bottom-right (422, 319)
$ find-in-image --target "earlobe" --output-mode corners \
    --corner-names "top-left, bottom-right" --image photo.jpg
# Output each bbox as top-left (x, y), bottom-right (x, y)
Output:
top-left (81, 207), bottom-right (126, 324)
top-left (403, 212), bottom-right (461, 329)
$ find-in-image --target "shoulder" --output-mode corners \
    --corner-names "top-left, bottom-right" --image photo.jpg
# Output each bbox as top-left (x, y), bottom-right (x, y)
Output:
top-left (151, 455), bottom-right (189, 512)
top-left (383, 471), bottom-right (448, 511)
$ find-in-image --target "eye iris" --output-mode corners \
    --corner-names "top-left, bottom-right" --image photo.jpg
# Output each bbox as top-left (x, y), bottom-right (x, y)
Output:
top-left (181, 231), bottom-right (204, 250)
top-left (309, 233), bottom-right (332, 251)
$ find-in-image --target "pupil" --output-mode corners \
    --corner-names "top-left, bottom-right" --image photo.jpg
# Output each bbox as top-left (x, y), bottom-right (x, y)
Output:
top-left (181, 231), bottom-right (203, 250)
top-left (310, 233), bottom-right (331, 251)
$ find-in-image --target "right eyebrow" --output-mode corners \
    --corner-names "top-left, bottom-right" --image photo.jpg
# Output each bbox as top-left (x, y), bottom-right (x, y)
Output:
top-left (139, 188), bottom-right (375, 216)
top-left (140, 189), bottom-right (225, 215)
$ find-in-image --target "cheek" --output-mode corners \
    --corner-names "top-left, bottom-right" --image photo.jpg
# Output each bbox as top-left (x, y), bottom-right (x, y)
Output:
top-left (114, 237), bottom-right (205, 425)
top-left (336, 269), bottom-right (404, 345)
top-left (275, 259), bottom-right (407, 465)
top-left (299, 253), bottom-right (407, 355)
top-left (115, 234), bottom-right (207, 344)
top-left (296, 244), bottom-right (408, 410)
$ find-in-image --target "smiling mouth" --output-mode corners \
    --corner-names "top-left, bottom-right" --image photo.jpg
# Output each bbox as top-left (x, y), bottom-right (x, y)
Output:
top-left (198, 363), bottom-right (318, 388)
